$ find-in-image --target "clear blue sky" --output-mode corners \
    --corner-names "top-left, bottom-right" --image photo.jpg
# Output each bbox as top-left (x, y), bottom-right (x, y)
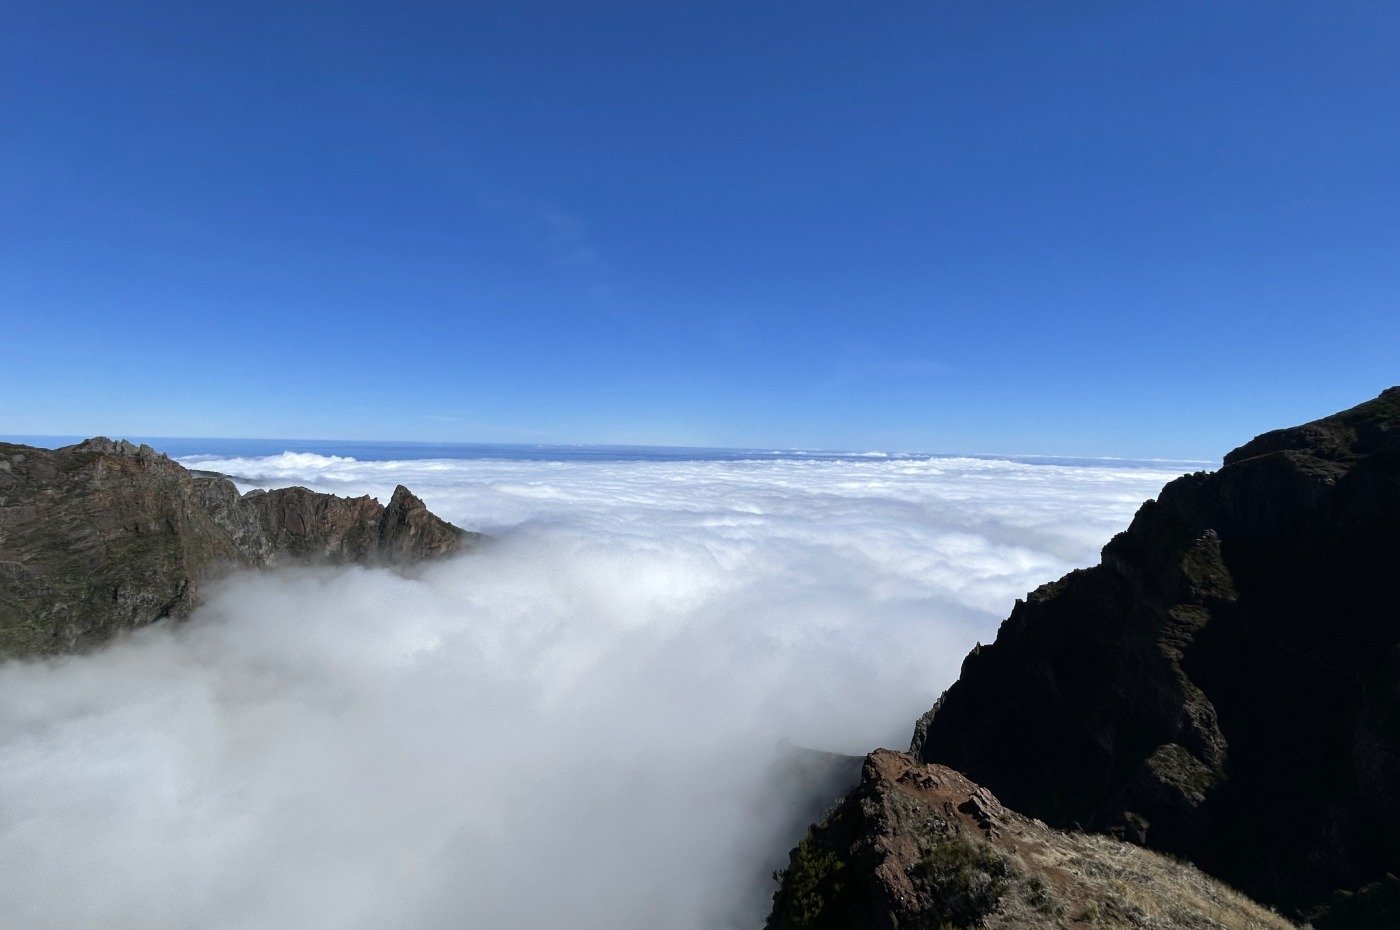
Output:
top-left (2, 2), bottom-right (1396, 458)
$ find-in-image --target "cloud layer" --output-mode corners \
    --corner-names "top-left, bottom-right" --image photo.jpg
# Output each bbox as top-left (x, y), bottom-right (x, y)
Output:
top-left (0, 453), bottom-right (1180, 929)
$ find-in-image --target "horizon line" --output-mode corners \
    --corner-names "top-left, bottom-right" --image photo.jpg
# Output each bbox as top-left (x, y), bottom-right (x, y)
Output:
top-left (1, 432), bottom-right (1217, 468)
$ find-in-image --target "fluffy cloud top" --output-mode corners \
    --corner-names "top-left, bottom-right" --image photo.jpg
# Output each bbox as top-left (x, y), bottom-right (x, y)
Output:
top-left (0, 453), bottom-right (1181, 929)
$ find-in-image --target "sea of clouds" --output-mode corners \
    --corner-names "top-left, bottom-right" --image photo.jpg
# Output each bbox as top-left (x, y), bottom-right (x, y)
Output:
top-left (0, 452), bottom-right (1188, 929)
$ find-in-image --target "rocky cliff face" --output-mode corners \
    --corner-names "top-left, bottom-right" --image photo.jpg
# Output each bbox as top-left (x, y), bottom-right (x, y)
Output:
top-left (767, 750), bottom-right (1292, 930)
top-left (904, 388), bottom-right (1400, 921)
top-left (0, 437), bottom-right (476, 656)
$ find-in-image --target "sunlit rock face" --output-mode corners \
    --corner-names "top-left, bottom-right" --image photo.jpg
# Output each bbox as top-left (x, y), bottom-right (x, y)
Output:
top-left (912, 387), bottom-right (1400, 920)
top-left (0, 437), bottom-right (472, 655)
top-left (766, 749), bottom-right (1294, 930)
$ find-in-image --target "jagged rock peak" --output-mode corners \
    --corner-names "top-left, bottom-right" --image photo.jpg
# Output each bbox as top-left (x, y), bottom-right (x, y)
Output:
top-left (380, 483), bottom-right (463, 562)
top-left (0, 437), bottom-right (482, 656)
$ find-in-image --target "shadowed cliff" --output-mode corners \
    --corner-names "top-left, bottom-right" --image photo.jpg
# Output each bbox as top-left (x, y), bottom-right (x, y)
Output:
top-left (0, 437), bottom-right (478, 656)
top-left (905, 388), bottom-right (1400, 920)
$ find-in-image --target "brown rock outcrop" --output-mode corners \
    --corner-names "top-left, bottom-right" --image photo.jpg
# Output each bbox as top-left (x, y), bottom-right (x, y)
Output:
top-left (0, 437), bottom-right (478, 656)
top-left (766, 749), bottom-right (1292, 929)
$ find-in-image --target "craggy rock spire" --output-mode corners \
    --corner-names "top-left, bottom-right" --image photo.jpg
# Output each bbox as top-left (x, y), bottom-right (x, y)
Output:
top-left (0, 437), bottom-right (479, 656)
top-left (379, 484), bottom-right (463, 562)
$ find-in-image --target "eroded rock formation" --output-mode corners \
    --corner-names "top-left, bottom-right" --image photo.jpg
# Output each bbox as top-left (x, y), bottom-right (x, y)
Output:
top-left (0, 437), bottom-right (476, 656)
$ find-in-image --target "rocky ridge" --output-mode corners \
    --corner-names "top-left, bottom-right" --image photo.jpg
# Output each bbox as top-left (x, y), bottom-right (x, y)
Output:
top-left (767, 749), bottom-right (1292, 930)
top-left (0, 437), bottom-right (476, 656)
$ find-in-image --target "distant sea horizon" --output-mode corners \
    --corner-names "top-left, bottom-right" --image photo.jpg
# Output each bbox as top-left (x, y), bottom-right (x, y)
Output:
top-left (2, 433), bottom-right (1214, 472)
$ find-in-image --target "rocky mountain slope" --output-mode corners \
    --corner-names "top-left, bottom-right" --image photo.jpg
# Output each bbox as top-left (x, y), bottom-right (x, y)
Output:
top-left (769, 388), bottom-right (1400, 928)
top-left (907, 388), bottom-right (1400, 921)
top-left (0, 437), bottom-right (476, 656)
top-left (767, 750), bottom-right (1293, 930)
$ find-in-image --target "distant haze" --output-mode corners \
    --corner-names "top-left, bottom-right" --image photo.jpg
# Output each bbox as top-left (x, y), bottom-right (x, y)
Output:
top-left (0, 450), bottom-right (1180, 928)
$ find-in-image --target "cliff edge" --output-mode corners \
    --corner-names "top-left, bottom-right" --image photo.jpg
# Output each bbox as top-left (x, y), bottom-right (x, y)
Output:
top-left (904, 388), bottom-right (1400, 920)
top-left (0, 437), bottom-right (477, 656)
top-left (767, 749), bottom-right (1292, 930)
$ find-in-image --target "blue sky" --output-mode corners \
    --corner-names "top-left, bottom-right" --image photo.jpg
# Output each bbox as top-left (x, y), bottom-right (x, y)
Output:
top-left (2, 1), bottom-right (1396, 458)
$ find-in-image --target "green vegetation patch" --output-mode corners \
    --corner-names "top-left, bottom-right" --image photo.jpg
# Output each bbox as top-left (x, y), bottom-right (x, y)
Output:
top-left (1144, 742), bottom-right (1220, 797)
top-left (771, 830), bottom-right (849, 929)
top-left (913, 836), bottom-right (1009, 929)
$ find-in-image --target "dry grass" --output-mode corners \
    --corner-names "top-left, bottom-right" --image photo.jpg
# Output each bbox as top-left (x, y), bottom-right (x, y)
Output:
top-left (994, 828), bottom-right (1296, 930)
top-left (768, 751), bottom-right (1298, 930)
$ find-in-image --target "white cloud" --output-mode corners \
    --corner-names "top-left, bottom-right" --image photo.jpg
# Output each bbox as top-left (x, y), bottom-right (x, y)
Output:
top-left (0, 453), bottom-right (1179, 929)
